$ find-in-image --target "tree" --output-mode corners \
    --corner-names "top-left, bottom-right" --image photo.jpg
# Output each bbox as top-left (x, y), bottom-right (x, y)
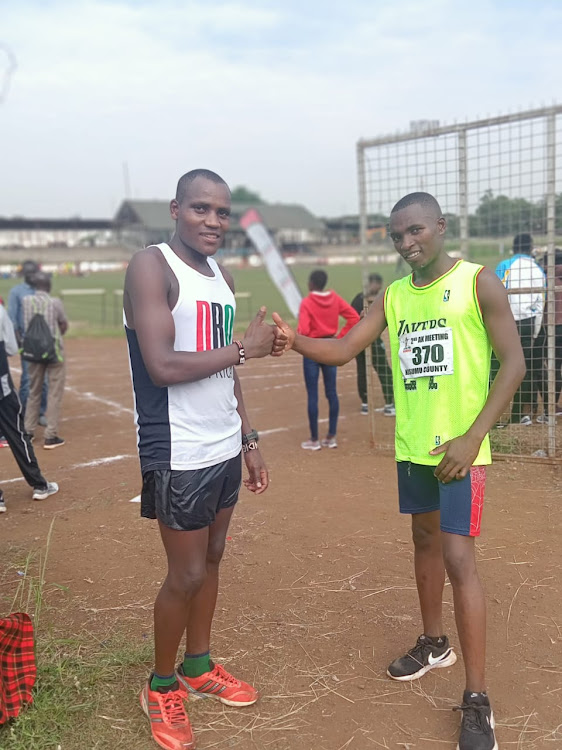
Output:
top-left (532, 193), bottom-right (562, 234)
top-left (443, 212), bottom-right (460, 236)
top-left (472, 190), bottom-right (535, 237)
top-left (230, 186), bottom-right (264, 204)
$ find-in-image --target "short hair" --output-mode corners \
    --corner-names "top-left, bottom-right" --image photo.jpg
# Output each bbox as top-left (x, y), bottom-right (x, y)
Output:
top-left (390, 192), bottom-right (442, 217)
top-left (368, 272), bottom-right (383, 284)
top-left (31, 271), bottom-right (51, 291)
top-left (175, 169), bottom-right (229, 204)
top-left (513, 233), bottom-right (533, 255)
top-left (309, 269), bottom-right (327, 291)
top-left (21, 260), bottom-right (39, 279)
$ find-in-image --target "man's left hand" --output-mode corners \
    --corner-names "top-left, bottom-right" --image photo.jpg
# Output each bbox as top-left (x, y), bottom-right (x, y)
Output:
top-left (243, 449), bottom-right (269, 494)
top-left (430, 434), bottom-right (482, 484)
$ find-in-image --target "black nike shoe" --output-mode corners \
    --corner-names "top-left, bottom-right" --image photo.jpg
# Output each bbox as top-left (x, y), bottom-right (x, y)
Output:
top-left (455, 691), bottom-right (498, 750)
top-left (387, 634), bottom-right (457, 681)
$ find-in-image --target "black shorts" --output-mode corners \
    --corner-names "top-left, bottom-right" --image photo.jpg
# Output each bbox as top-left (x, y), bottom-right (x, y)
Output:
top-left (141, 453), bottom-right (242, 531)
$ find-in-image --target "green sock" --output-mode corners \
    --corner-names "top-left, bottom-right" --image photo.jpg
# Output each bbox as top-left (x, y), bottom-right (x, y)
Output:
top-left (150, 672), bottom-right (177, 691)
top-left (182, 651), bottom-right (211, 678)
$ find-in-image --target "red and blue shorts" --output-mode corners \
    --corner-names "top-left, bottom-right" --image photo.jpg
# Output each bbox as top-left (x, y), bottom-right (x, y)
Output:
top-left (397, 461), bottom-right (487, 537)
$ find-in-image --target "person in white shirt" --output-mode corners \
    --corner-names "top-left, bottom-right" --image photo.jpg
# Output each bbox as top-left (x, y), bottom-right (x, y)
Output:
top-left (494, 233), bottom-right (545, 425)
top-left (124, 169), bottom-right (279, 750)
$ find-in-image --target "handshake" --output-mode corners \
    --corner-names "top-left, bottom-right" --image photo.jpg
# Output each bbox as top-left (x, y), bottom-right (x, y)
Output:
top-left (239, 307), bottom-right (296, 360)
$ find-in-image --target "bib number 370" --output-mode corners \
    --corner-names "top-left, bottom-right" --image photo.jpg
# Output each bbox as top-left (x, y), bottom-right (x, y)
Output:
top-left (411, 343), bottom-right (445, 365)
top-left (398, 327), bottom-right (454, 379)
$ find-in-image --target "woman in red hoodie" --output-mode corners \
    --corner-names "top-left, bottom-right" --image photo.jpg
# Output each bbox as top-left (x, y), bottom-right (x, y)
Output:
top-left (298, 270), bottom-right (360, 450)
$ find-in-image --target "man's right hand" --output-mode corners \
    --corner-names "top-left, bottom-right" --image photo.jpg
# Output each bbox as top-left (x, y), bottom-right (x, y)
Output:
top-left (271, 312), bottom-right (295, 353)
top-left (242, 307), bottom-right (276, 359)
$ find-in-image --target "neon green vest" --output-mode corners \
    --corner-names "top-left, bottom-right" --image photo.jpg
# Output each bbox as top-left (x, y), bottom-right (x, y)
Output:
top-left (384, 260), bottom-right (492, 466)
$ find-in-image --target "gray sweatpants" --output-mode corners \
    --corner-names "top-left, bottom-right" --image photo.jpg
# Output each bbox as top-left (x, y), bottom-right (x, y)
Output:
top-left (25, 361), bottom-right (66, 439)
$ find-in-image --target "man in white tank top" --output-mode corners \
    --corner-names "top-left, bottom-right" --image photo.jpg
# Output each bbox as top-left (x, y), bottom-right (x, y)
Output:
top-left (124, 169), bottom-right (279, 750)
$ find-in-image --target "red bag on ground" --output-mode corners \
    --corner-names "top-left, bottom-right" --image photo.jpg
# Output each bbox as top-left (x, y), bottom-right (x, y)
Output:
top-left (0, 613), bottom-right (36, 724)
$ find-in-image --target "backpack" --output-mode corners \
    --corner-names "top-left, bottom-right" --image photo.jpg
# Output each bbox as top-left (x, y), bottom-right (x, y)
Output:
top-left (21, 299), bottom-right (59, 364)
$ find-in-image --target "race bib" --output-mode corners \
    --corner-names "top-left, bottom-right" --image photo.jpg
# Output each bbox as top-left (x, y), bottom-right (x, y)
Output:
top-left (399, 327), bottom-right (454, 379)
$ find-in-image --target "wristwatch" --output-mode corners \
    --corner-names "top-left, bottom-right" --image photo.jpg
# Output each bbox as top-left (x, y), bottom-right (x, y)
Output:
top-left (242, 429), bottom-right (259, 453)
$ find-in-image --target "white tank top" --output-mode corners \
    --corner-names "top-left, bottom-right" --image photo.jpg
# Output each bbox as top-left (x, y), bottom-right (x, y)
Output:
top-left (126, 243), bottom-right (241, 472)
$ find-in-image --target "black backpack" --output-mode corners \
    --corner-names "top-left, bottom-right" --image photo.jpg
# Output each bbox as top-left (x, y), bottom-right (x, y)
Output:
top-left (21, 300), bottom-right (59, 364)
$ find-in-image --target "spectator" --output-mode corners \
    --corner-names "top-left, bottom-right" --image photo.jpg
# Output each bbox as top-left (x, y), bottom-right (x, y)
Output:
top-left (0, 297), bottom-right (8, 448)
top-left (350, 273), bottom-right (395, 416)
top-left (298, 269), bottom-right (359, 450)
top-left (7, 260), bottom-right (48, 422)
top-left (494, 233), bottom-right (545, 426)
top-left (22, 272), bottom-right (68, 449)
top-left (0, 302), bottom-right (58, 513)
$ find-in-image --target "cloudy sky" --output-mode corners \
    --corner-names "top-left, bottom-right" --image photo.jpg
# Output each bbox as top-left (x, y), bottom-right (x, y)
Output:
top-left (0, 0), bottom-right (560, 218)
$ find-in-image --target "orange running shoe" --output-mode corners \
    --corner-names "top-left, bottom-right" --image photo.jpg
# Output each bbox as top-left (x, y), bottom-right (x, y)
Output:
top-left (139, 681), bottom-right (196, 749)
top-left (176, 663), bottom-right (258, 707)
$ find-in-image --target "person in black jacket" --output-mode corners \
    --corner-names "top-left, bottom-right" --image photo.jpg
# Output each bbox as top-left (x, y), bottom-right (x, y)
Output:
top-left (0, 303), bottom-right (58, 513)
top-left (350, 273), bottom-right (394, 415)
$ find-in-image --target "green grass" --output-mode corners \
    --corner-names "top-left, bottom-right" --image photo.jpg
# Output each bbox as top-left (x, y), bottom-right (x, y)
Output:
top-left (1, 636), bottom-right (152, 750)
top-left (0, 243), bottom-right (508, 336)
top-left (9, 521), bottom-right (60, 630)
top-left (0, 527), bottom-right (153, 750)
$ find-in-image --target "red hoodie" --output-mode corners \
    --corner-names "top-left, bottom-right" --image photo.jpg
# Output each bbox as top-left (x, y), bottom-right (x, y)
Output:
top-left (298, 290), bottom-right (360, 339)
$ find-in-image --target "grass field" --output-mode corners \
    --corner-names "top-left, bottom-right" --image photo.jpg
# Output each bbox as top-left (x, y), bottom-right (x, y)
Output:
top-left (0, 245), bottom-right (507, 335)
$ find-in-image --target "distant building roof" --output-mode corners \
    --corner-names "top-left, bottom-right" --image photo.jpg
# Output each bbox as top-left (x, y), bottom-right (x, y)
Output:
top-left (233, 204), bottom-right (325, 232)
top-left (113, 201), bottom-right (172, 232)
top-left (113, 200), bottom-right (324, 233)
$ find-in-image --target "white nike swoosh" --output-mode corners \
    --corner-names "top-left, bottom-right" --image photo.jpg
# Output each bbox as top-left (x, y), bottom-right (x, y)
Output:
top-left (428, 649), bottom-right (451, 665)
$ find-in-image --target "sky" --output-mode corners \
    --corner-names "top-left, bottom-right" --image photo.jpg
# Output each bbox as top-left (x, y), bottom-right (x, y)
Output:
top-left (0, 0), bottom-right (560, 219)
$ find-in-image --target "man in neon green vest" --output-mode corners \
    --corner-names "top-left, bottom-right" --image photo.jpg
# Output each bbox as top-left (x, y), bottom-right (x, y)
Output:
top-left (272, 193), bottom-right (525, 750)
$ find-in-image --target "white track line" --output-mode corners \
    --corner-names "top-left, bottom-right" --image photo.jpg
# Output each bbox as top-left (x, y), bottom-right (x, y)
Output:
top-left (64, 388), bottom-right (134, 415)
top-left (10, 364), bottom-right (134, 415)
top-left (69, 454), bottom-right (135, 469)
top-left (260, 427), bottom-right (290, 436)
top-left (1, 454), bottom-right (135, 485)
top-left (260, 417), bottom-right (346, 438)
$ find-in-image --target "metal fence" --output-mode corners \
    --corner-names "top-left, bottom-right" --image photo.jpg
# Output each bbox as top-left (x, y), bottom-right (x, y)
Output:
top-left (357, 105), bottom-right (562, 460)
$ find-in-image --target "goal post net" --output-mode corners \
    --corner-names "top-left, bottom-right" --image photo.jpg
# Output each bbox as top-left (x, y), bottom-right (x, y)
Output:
top-left (357, 105), bottom-right (562, 460)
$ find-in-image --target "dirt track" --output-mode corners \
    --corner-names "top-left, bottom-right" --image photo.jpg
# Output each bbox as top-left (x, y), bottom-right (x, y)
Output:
top-left (1, 338), bottom-right (561, 749)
